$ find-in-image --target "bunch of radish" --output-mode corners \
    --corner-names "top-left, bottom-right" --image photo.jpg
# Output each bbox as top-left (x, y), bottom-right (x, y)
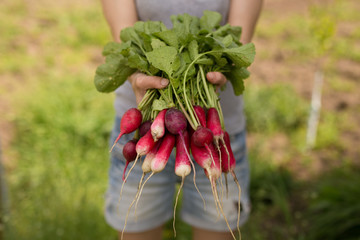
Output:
top-left (94, 11), bottom-right (256, 239)
top-left (111, 106), bottom-right (241, 240)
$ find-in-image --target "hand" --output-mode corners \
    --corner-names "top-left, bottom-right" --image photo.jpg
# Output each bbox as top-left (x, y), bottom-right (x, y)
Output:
top-left (128, 72), bottom-right (169, 105)
top-left (206, 72), bottom-right (227, 91)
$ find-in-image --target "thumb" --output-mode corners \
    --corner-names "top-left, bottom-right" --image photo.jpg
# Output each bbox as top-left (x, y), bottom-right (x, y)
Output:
top-left (134, 73), bottom-right (169, 90)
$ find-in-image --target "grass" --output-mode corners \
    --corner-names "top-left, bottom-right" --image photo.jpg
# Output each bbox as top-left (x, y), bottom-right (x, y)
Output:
top-left (1, 0), bottom-right (360, 239)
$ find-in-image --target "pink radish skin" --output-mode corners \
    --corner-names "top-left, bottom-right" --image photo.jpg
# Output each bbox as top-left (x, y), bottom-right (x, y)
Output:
top-left (142, 139), bottom-right (162, 173)
top-left (134, 132), bottom-right (176, 221)
top-left (151, 109), bottom-right (167, 142)
top-left (122, 139), bottom-right (138, 181)
top-left (151, 132), bottom-right (176, 172)
top-left (193, 105), bottom-right (207, 128)
top-left (206, 107), bottom-right (224, 146)
top-left (165, 108), bottom-right (187, 135)
top-left (190, 135), bottom-right (236, 239)
top-left (164, 108), bottom-right (193, 173)
top-left (121, 129), bottom-right (156, 185)
top-left (204, 143), bottom-right (221, 180)
top-left (165, 108), bottom-right (206, 212)
top-left (136, 130), bottom-right (156, 156)
top-left (190, 137), bottom-right (212, 171)
top-left (175, 131), bottom-right (191, 177)
top-left (220, 132), bottom-right (236, 173)
top-left (173, 130), bottom-right (191, 237)
top-left (192, 126), bottom-right (214, 147)
top-left (139, 120), bottom-right (152, 137)
top-left (220, 131), bottom-right (242, 239)
top-left (192, 126), bottom-right (216, 171)
top-left (110, 108), bottom-right (142, 152)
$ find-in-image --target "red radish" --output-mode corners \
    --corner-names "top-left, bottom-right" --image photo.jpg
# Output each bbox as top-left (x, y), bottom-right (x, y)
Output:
top-left (204, 143), bottom-right (221, 180)
top-left (193, 105), bottom-right (207, 128)
top-left (165, 108), bottom-right (187, 135)
top-left (120, 139), bottom-right (163, 226)
top-left (173, 131), bottom-right (192, 237)
top-left (151, 109), bottom-right (167, 142)
top-left (191, 126), bottom-right (217, 170)
top-left (135, 130), bottom-right (156, 156)
top-left (191, 138), bottom-right (212, 171)
top-left (165, 108), bottom-right (204, 200)
top-left (122, 139), bottom-right (138, 181)
top-left (139, 120), bottom-right (152, 137)
top-left (164, 108), bottom-right (192, 167)
top-left (220, 131), bottom-right (242, 237)
top-left (206, 107), bottom-right (227, 199)
top-left (110, 108), bottom-right (142, 152)
top-left (138, 132), bottom-right (176, 202)
top-left (174, 131), bottom-right (191, 177)
top-left (192, 126), bottom-right (213, 147)
top-left (150, 132), bottom-right (176, 172)
top-left (191, 137), bottom-right (236, 240)
top-left (141, 139), bottom-right (161, 174)
top-left (206, 107), bottom-right (224, 147)
top-left (122, 132), bottom-right (175, 239)
top-left (118, 129), bottom-right (156, 202)
top-left (221, 132), bottom-right (236, 173)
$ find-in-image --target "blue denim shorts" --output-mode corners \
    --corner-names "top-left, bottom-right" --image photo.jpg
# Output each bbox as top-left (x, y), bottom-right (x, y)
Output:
top-left (104, 117), bottom-right (251, 232)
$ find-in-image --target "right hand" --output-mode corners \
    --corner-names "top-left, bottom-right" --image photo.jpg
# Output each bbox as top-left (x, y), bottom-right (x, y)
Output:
top-left (128, 72), bottom-right (169, 105)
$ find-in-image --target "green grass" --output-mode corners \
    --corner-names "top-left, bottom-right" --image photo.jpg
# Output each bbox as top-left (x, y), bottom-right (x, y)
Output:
top-left (244, 83), bottom-right (308, 134)
top-left (5, 74), bottom-right (116, 240)
top-left (307, 167), bottom-right (360, 240)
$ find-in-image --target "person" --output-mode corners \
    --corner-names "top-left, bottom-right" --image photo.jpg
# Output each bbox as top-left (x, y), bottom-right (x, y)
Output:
top-left (100, 0), bottom-right (263, 239)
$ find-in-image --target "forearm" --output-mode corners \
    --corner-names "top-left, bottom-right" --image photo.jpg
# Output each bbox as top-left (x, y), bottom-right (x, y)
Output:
top-left (100, 0), bottom-right (138, 42)
top-left (228, 0), bottom-right (263, 44)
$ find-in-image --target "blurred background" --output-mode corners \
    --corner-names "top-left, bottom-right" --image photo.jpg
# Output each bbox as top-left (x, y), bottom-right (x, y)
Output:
top-left (0, 0), bottom-right (359, 239)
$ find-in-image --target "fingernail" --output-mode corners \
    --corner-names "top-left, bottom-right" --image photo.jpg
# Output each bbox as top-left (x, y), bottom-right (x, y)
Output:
top-left (161, 78), bottom-right (169, 86)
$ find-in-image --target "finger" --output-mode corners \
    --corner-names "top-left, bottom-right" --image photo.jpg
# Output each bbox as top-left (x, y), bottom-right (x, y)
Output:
top-left (134, 72), bottom-right (169, 90)
top-left (206, 72), bottom-right (227, 86)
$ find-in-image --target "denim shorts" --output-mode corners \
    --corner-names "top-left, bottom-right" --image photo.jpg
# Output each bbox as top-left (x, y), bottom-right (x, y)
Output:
top-left (104, 117), bottom-right (251, 232)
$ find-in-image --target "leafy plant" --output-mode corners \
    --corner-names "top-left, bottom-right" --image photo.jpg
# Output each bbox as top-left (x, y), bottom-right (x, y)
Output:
top-left (244, 84), bottom-right (308, 134)
top-left (307, 167), bottom-right (360, 240)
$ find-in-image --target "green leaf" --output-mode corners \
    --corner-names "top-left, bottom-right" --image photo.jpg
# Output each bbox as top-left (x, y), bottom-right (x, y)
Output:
top-left (120, 27), bottom-right (141, 44)
top-left (222, 35), bottom-right (233, 48)
top-left (145, 46), bottom-right (178, 77)
top-left (94, 54), bottom-right (136, 93)
top-left (138, 32), bottom-right (153, 52)
top-left (134, 21), bottom-right (145, 33)
top-left (212, 23), bottom-right (231, 36)
top-left (188, 40), bottom-right (199, 60)
top-left (152, 99), bottom-right (168, 112)
top-left (151, 38), bottom-right (166, 49)
top-left (145, 21), bottom-right (167, 34)
top-left (200, 10), bottom-right (222, 31)
top-left (127, 54), bottom-right (149, 73)
top-left (195, 57), bottom-right (213, 65)
top-left (102, 41), bottom-right (131, 56)
top-left (224, 67), bottom-right (250, 95)
top-left (224, 43), bottom-right (256, 67)
top-left (153, 30), bottom-right (179, 48)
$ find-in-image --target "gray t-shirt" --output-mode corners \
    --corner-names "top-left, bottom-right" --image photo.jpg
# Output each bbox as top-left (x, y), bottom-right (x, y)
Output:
top-left (114, 0), bottom-right (246, 134)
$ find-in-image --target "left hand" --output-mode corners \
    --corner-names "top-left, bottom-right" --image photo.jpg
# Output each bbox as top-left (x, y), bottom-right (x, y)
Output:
top-left (206, 72), bottom-right (227, 90)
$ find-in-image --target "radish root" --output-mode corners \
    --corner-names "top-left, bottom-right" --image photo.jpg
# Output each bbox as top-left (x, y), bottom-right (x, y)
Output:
top-left (231, 170), bottom-right (242, 240)
top-left (173, 176), bottom-right (185, 237)
top-left (180, 132), bottom-right (206, 210)
top-left (212, 180), bottom-right (236, 240)
top-left (118, 154), bottom-right (140, 206)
